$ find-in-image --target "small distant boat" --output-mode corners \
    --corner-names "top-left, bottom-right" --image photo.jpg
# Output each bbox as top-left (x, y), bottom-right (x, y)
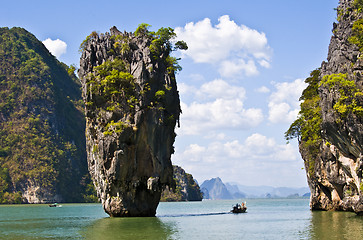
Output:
top-left (49, 203), bottom-right (62, 207)
top-left (231, 203), bottom-right (247, 213)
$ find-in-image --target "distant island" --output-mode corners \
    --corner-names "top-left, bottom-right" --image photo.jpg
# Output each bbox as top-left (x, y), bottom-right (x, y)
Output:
top-left (200, 177), bottom-right (310, 200)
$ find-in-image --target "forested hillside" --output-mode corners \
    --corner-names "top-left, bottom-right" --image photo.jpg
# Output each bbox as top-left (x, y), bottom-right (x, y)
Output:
top-left (0, 27), bottom-right (96, 203)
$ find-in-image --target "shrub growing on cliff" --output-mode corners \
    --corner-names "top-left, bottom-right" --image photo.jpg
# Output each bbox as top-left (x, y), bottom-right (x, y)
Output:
top-left (154, 90), bottom-right (165, 99)
top-left (134, 23), bottom-right (187, 74)
top-left (79, 31), bottom-right (99, 53)
top-left (285, 70), bottom-right (322, 142)
top-left (285, 69), bottom-right (322, 174)
top-left (86, 59), bottom-right (136, 109)
top-left (349, 19), bottom-right (363, 51)
top-left (319, 73), bottom-right (363, 118)
top-left (353, 0), bottom-right (363, 12)
top-left (347, 0), bottom-right (363, 51)
top-left (134, 23), bottom-right (152, 37)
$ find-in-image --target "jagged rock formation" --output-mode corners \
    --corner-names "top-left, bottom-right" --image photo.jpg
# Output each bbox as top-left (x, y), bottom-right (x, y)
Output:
top-left (0, 27), bottom-right (92, 204)
top-left (78, 26), bottom-right (182, 216)
top-left (289, 0), bottom-right (363, 215)
top-left (225, 183), bottom-right (247, 199)
top-left (201, 177), bottom-right (232, 200)
top-left (160, 165), bottom-right (203, 201)
top-left (313, 0), bottom-right (363, 214)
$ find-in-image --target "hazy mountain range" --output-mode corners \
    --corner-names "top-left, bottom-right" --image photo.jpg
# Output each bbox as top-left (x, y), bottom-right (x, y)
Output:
top-left (200, 177), bottom-right (310, 199)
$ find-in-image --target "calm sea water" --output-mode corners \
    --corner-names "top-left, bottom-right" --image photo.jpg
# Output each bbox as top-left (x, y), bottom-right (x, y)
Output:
top-left (0, 199), bottom-right (362, 239)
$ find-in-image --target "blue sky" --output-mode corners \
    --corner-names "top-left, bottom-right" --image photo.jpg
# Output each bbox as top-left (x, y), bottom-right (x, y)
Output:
top-left (1, 0), bottom-right (339, 187)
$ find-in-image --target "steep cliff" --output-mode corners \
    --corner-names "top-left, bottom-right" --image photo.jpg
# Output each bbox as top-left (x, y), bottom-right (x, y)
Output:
top-left (160, 165), bottom-right (203, 202)
top-left (201, 177), bottom-right (232, 200)
top-left (0, 27), bottom-right (93, 203)
top-left (78, 25), bottom-right (185, 216)
top-left (286, 0), bottom-right (363, 215)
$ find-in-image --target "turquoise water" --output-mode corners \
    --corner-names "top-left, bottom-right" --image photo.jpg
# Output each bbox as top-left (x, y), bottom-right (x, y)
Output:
top-left (0, 199), bottom-right (362, 239)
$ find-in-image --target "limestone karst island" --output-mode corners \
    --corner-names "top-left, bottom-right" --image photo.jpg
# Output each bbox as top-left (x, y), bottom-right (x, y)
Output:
top-left (0, 25), bottom-right (200, 214)
top-left (286, 0), bottom-right (363, 215)
top-left (0, 0), bottom-right (362, 220)
top-left (78, 25), bottom-right (187, 217)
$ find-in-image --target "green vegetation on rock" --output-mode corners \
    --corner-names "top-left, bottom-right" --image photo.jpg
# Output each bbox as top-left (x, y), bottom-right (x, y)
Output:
top-left (288, 0), bottom-right (363, 215)
top-left (0, 27), bottom-right (96, 203)
top-left (81, 24), bottom-right (187, 135)
top-left (319, 73), bottom-right (363, 119)
top-left (79, 31), bottom-right (99, 53)
top-left (135, 23), bottom-right (187, 75)
top-left (85, 58), bottom-right (136, 111)
top-left (353, 0), bottom-right (363, 12)
top-left (160, 165), bottom-right (203, 202)
top-left (79, 24), bottom-right (185, 216)
top-left (349, 18), bottom-right (363, 51)
top-left (348, 0), bottom-right (363, 50)
top-left (103, 120), bottom-right (128, 136)
top-left (285, 69), bottom-right (322, 175)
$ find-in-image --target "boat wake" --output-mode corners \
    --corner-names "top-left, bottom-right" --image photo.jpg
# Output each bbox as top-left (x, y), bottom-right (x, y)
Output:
top-left (157, 212), bottom-right (231, 218)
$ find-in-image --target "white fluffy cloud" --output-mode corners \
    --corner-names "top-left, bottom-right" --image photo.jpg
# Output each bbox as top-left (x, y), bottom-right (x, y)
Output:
top-left (175, 15), bottom-right (271, 78)
top-left (172, 133), bottom-right (302, 186)
top-left (268, 79), bottom-right (307, 124)
top-left (177, 79), bottom-right (263, 135)
top-left (219, 59), bottom-right (258, 77)
top-left (197, 79), bottom-right (246, 100)
top-left (256, 86), bottom-right (270, 93)
top-left (42, 38), bottom-right (67, 59)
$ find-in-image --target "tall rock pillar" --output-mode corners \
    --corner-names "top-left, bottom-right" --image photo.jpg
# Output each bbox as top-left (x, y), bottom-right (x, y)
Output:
top-left (78, 26), bottom-right (181, 217)
top-left (299, 0), bottom-right (363, 215)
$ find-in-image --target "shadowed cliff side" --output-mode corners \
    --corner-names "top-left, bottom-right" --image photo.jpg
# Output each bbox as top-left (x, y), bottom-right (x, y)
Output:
top-left (286, 0), bottom-right (363, 215)
top-left (78, 25), bottom-right (186, 217)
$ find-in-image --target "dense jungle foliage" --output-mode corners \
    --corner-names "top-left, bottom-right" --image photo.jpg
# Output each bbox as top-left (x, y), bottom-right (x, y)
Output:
top-left (0, 27), bottom-right (96, 203)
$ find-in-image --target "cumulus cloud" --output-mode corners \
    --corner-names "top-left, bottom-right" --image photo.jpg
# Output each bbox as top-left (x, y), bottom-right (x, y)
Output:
top-left (197, 79), bottom-right (246, 100)
top-left (268, 79), bottom-right (307, 124)
top-left (177, 79), bottom-right (263, 135)
top-left (180, 100), bottom-right (263, 135)
top-left (219, 59), bottom-right (258, 77)
top-left (172, 133), bottom-right (303, 186)
top-left (256, 86), bottom-right (270, 93)
top-left (175, 15), bottom-right (272, 78)
top-left (42, 38), bottom-right (67, 59)
top-left (189, 73), bottom-right (205, 82)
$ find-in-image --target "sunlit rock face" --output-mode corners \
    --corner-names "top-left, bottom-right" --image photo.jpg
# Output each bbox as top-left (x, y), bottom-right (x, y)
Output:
top-left (302, 0), bottom-right (363, 215)
top-left (78, 26), bottom-right (180, 217)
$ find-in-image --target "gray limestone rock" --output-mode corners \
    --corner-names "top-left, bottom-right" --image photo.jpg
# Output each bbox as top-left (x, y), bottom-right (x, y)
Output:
top-left (78, 26), bottom-right (181, 217)
top-left (301, 0), bottom-right (363, 215)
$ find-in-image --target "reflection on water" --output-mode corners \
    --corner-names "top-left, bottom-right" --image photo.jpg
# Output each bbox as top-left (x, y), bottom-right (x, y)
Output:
top-left (309, 211), bottom-right (363, 240)
top-left (1, 201), bottom-right (362, 239)
top-left (82, 217), bottom-right (177, 240)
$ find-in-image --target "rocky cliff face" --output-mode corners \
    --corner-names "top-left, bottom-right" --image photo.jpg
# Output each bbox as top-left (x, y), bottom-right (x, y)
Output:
top-left (78, 26), bottom-right (181, 216)
top-left (201, 177), bottom-right (232, 200)
top-left (160, 165), bottom-right (203, 201)
top-left (299, 0), bottom-right (363, 215)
